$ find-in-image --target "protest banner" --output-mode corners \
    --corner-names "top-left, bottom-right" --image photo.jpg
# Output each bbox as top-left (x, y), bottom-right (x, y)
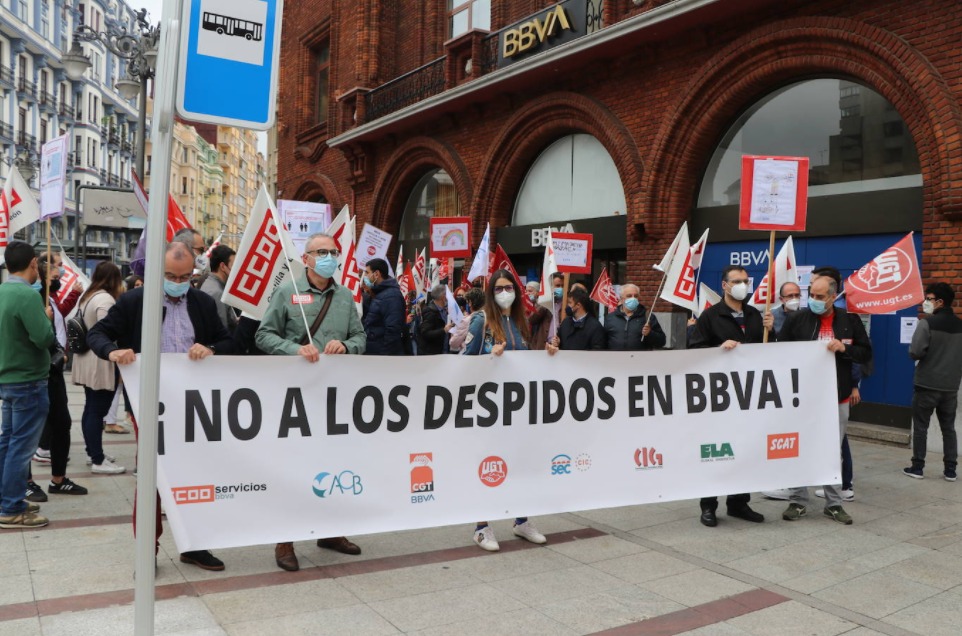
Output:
top-left (355, 223), bottom-right (393, 269)
top-left (429, 216), bottom-right (472, 259)
top-left (550, 231), bottom-right (593, 274)
top-left (845, 233), bottom-right (923, 314)
top-left (120, 341), bottom-right (839, 551)
top-left (0, 167), bottom-right (41, 262)
top-left (40, 134), bottom-right (68, 221)
top-left (278, 200), bottom-right (331, 256)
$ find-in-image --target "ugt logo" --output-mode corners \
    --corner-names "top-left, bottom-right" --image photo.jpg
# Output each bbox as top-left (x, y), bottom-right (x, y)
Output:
top-left (312, 470), bottom-right (363, 498)
top-left (479, 456), bottom-right (507, 487)
top-left (700, 443), bottom-right (735, 462)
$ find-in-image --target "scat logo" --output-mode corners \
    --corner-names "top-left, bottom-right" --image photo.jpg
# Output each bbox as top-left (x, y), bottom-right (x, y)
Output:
top-left (479, 456), bottom-right (507, 487)
top-left (551, 454), bottom-right (572, 475)
top-left (312, 471), bottom-right (363, 498)
top-left (767, 433), bottom-right (799, 459)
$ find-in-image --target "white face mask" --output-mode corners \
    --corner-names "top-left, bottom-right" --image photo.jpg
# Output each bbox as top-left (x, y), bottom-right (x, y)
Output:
top-left (922, 300), bottom-right (936, 315)
top-left (495, 291), bottom-right (515, 309)
top-left (728, 282), bottom-right (749, 301)
top-left (784, 298), bottom-right (800, 311)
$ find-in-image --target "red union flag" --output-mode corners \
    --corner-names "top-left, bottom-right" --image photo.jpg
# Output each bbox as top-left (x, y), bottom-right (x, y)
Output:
top-left (590, 267), bottom-right (619, 311)
top-left (0, 168), bottom-right (41, 259)
top-left (55, 253), bottom-right (90, 306)
top-left (222, 187), bottom-right (302, 319)
top-left (845, 233), bottom-right (923, 314)
top-left (327, 206), bottom-right (364, 316)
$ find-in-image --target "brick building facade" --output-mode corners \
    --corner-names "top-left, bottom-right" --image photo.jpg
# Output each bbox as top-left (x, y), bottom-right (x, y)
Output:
top-left (277, 0), bottom-right (962, 423)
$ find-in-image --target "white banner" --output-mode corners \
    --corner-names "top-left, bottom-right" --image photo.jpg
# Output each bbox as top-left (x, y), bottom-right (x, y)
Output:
top-left (278, 199), bottom-right (331, 256)
top-left (40, 134), bottom-right (68, 220)
top-left (121, 342), bottom-right (840, 552)
top-left (355, 223), bottom-right (393, 269)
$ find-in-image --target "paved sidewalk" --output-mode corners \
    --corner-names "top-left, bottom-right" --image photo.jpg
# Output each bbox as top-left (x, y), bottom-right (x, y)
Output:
top-left (1, 386), bottom-right (960, 635)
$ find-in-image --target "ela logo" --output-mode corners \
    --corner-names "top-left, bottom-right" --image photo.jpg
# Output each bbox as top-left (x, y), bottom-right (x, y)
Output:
top-left (410, 453), bottom-right (435, 504)
top-left (479, 456), bottom-right (507, 487)
top-left (700, 443), bottom-right (735, 462)
top-left (551, 454), bottom-right (572, 475)
top-left (634, 447), bottom-right (663, 470)
top-left (767, 433), bottom-right (800, 459)
top-left (312, 471), bottom-right (363, 498)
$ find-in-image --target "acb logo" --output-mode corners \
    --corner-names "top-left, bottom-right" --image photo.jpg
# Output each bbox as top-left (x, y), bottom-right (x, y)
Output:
top-left (312, 471), bottom-right (364, 498)
top-left (479, 456), bottom-right (507, 487)
top-left (410, 453), bottom-right (434, 493)
top-left (551, 454), bottom-right (571, 475)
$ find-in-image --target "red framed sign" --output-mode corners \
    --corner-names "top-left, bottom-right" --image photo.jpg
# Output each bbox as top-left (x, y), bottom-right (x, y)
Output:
top-left (739, 155), bottom-right (810, 232)
top-left (551, 231), bottom-right (593, 274)
top-left (428, 216), bottom-right (472, 258)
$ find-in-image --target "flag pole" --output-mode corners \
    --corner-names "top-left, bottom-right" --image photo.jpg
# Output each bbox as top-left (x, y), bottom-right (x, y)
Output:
top-left (44, 221), bottom-right (52, 307)
top-left (763, 230), bottom-right (775, 343)
top-left (641, 271), bottom-right (667, 342)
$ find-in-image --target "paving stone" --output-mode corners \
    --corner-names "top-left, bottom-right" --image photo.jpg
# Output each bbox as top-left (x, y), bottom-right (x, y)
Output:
top-left (637, 570), bottom-right (755, 607)
top-left (367, 583), bottom-right (527, 632)
top-left (726, 600), bottom-right (857, 635)
top-left (224, 605), bottom-right (399, 636)
top-left (812, 570), bottom-right (941, 619)
top-left (537, 585), bottom-right (685, 633)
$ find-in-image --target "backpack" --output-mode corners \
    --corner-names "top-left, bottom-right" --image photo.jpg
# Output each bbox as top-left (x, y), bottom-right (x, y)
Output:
top-left (66, 297), bottom-right (93, 354)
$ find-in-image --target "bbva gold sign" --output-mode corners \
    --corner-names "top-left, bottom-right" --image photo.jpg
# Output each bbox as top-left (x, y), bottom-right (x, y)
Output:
top-left (502, 5), bottom-right (574, 59)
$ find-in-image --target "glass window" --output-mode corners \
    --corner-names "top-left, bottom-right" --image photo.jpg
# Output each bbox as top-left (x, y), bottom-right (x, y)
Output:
top-left (513, 134), bottom-right (627, 225)
top-left (399, 169), bottom-right (460, 253)
top-left (448, 0), bottom-right (490, 38)
top-left (697, 79), bottom-right (922, 208)
top-left (314, 42), bottom-right (330, 126)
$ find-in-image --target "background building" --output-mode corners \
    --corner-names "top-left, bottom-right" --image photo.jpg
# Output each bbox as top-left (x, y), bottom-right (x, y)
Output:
top-left (276, 0), bottom-right (962, 431)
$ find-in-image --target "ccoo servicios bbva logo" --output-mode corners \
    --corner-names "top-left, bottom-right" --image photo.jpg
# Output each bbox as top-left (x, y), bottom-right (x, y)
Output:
top-left (312, 470), bottom-right (364, 498)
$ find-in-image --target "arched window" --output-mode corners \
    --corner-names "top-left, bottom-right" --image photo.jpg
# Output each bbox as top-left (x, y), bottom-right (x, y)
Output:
top-left (398, 169), bottom-right (460, 254)
top-left (695, 79), bottom-right (922, 238)
top-left (513, 134), bottom-right (626, 226)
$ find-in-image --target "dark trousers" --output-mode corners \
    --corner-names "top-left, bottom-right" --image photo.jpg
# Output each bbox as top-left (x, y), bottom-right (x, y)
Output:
top-left (42, 368), bottom-right (72, 478)
top-left (82, 387), bottom-right (115, 466)
top-left (911, 386), bottom-right (958, 470)
top-left (700, 493), bottom-right (750, 512)
top-left (841, 435), bottom-right (853, 490)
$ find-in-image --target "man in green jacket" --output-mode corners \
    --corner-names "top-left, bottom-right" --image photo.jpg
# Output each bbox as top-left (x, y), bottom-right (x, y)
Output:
top-left (0, 241), bottom-right (55, 528)
top-left (256, 232), bottom-right (366, 572)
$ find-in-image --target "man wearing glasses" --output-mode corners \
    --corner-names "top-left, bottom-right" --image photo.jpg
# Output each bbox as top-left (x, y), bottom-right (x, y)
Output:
top-left (256, 233), bottom-right (366, 571)
top-left (689, 265), bottom-right (773, 528)
top-left (88, 241), bottom-right (234, 571)
top-left (904, 283), bottom-right (962, 481)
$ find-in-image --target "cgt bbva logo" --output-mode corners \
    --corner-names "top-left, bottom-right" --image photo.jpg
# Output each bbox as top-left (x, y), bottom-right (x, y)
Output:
top-left (768, 433), bottom-right (799, 459)
top-left (634, 447), bottom-right (663, 470)
top-left (312, 470), bottom-right (363, 498)
top-left (701, 443), bottom-right (735, 462)
top-left (479, 456), bottom-right (507, 487)
top-left (551, 454), bottom-right (572, 475)
top-left (410, 453), bottom-right (435, 504)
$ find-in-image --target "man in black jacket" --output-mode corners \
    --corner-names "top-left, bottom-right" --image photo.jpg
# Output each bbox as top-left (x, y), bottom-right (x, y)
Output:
top-left (689, 265), bottom-right (773, 527)
top-left (362, 258), bottom-right (406, 355)
top-left (905, 282), bottom-right (962, 481)
top-left (605, 284), bottom-right (666, 351)
top-left (87, 242), bottom-right (234, 571)
top-left (778, 274), bottom-right (872, 525)
top-left (549, 288), bottom-right (606, 351)
top-left (417, 286), bottom-right (451, 355)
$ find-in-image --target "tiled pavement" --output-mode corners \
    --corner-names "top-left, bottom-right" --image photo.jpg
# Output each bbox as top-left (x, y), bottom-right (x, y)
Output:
top-left (2, 386), bottom-right (961, 635)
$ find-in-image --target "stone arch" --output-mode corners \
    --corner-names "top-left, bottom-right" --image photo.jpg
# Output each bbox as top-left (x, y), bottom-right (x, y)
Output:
top-left (475, 91), bottom-right (644, 240)
top-left (643, 16), bottom-right (962, 239)
top-left (289, 175), bottom-right (344, 209)
top-left (370, 136), bottom-right (473, 235)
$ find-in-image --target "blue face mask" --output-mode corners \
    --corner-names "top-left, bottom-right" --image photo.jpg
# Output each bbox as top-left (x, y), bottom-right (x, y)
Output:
top-left (553, 288), bottom-right (563, 300)
top-left (808, 298), bottom-right (828, 315)
top-left (163, 279), bottom-right (191, 298)
top-left (30, 280), bottom-right (43, 291)
top-left (313, 254), bottom-right (339, 279)
top-left (362, 275), bottom-right (373, 288)
top-left (624, 297), bottom-right (640, 312)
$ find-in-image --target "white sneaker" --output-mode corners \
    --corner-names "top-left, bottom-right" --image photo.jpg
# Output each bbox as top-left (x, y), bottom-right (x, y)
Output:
top-left (762, 489), bottom-right (792, 500)
top-left (474, 526), bottom-right (500, 552)
top-left (91, 459), bottom-right (126, 474)
top-left (815, 488), bottom-right (854, 501)
top-left (32, 449), bottom-right (51, 464)
top-left (513, 520), bottom-right (547, 544)
top-left (87, 453), bottom-right (116, 466)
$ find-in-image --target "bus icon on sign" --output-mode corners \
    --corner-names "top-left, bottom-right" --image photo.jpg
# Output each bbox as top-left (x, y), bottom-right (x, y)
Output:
top-left (202, 12), bottom-right (263, 41)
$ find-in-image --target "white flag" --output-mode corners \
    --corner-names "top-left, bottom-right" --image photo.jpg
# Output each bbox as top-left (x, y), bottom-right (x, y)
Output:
top-left (327, 206), bottom-right (364, 316)
top-left (467, 223), bottom-right (491, 283)
top-left (537, 230), bottom-right (560, 310)
top-left (428, 258), bottom-right (441, 292)
top-left (445, 286), bottom-right (464, 325)
top-left (659, 226), bottom-right (697, 312)
top-left (221, 187), bottom-right (303, 319)
top-left (0, 167), bottom-right (41, 262)
top-left (695, 283), bottom-right (722, 318)
top-left (750, 236), bottom-right (798, 309)
top-left (654, 222), bottom-right (688, 272)
top-left (412, 248), bottom-right (427, 299)
top-left (689, 228), bottom-right (710, 271)
top-left (395, 246), bottom-right (404, 285)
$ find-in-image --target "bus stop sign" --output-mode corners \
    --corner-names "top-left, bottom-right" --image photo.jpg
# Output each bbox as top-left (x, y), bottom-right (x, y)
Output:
top-left (177, 0), bottom-right (283, 130)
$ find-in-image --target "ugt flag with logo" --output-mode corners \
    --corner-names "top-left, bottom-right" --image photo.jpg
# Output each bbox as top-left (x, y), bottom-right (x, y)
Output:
top-left (845, 233), bottom-right (923, 314)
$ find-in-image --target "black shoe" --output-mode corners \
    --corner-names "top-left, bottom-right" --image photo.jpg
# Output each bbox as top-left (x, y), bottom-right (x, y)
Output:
top-left (700, 509), bottom-right (718, 527)
top-left (25, 481), bottom-right (48, 503)
top-left (728, 505), bottom-right (765, 523)
top-left (48, 478), bottom-right (88, 495)
top-left (179, 550), bottom-right (225, 571)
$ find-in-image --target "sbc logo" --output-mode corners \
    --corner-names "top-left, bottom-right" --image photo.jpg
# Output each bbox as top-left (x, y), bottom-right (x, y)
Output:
top-left (634, 447), bottom-right (663, 470)
top-left (171, 485), bottom-right (214, 505)
top-left (410, 453), bottom-right (435, 503)
top-left (701, 443), bottom-right (734, 461)
top-left (551, 454), bottom-right (572, 475)
top-left (312, 471), bottom-right (364, 498)
top-left (768, 433), bottom-right (799, 459)
top-left (479, 456), bottom-right (507, 487)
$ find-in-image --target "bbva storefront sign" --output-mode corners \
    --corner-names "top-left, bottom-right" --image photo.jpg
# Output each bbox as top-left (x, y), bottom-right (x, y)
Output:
top-left (497, 0), bottom-right (603, 67)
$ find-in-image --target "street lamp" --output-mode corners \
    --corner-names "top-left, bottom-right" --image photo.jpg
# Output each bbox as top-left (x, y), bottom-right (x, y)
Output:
top-left (65, 8), bottom-right (160, 179)
top-left (2, 147), bottom-right (40, 182)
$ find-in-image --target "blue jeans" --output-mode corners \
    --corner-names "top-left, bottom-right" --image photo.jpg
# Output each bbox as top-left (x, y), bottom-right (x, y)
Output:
top-left (82, 387), bottom-right (115, 466)
top-left (0, 380), bottom-right (50, 515)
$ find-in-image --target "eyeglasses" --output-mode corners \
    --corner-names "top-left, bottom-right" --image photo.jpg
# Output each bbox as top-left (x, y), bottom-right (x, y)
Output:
top-left (306, 248), bottom-right (340, 258)
top-left (924, 296), bottom-right (938, 302)
top-left (493, 284), bottom-right (515, 294)
top-left (780, 293), bottom-right (801, 300)
top-left (164, 273), bottom-right (192, 283)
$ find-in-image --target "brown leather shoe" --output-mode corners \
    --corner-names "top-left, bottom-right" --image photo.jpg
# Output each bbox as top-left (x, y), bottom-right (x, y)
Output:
top-left (316, 536), bottom-right (361, 555)
top-left (275, 542), bottom-right (299, 571)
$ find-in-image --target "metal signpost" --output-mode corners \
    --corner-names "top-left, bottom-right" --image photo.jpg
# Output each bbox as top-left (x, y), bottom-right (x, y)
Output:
top-left (135, 1), bottom-right (283, 633)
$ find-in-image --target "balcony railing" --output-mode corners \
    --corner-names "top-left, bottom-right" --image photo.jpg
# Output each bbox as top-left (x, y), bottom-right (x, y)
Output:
top-left (59, 103), bottom-right (75, 119)
top-left (17, 131), bottom-right (37, 149)
top-left (478, 32), bottom-right (500, 75)
top-left (39, 91), bottom-right (57, 110)
top-left (0, 122), bottom-right (13, 141)
top-left (17, 76), bottom-right (36, 97)
top-left (0, 66), bottom-right (13, 85)
top-left (365, 57), bottom-right (445, 122)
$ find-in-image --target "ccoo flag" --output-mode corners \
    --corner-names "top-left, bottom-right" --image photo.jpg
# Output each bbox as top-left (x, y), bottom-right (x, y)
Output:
top-left (0, 167), bottom-right (42, 262)
top-left (749, 236), bottom-right (798, 310)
